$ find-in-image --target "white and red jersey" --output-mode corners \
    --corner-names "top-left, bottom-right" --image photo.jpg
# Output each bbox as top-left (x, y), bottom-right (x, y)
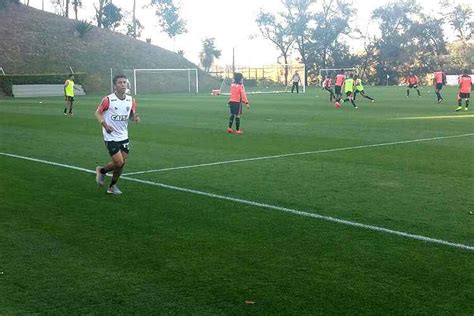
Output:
top-left (323, 78), bottom-right (332, 88)
top-left (97, 93), bottom-right (136, 142)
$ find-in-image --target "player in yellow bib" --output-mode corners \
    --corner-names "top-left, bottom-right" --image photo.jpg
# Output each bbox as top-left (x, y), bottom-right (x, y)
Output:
top-left (335, 73), bottom-right (358, 108)
top-left (64, 74), bottom-right (75, 115)
top-left (354, 75), bottom-right (375, 102)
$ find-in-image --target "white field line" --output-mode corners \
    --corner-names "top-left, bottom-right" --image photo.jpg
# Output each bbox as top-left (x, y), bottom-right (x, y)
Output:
top-left (1, 152), bottom-right (473, 252)
top-left (392, 115), bottom-right (474, 120)
top-left (123, 133), bottom-right (474, 176)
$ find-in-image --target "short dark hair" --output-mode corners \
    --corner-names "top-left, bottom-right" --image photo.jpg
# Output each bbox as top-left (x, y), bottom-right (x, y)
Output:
top-left (463, 69), bottom-right (470, 74)
top-left (68, 74), bottom-right (74, 78)
top-left (233, 72), bottom-right (243, 84)
top-left (340, 69), bottom-right (344, 73)
top-left (113, 74), bottom-right (127, 85)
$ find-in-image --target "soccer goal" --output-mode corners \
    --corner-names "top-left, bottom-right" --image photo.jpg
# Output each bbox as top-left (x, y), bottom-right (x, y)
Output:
top-left (110, 68), bottom-right (199, 95)
top-left (218, 63), bottom-right (306, 95)
top-left (319, 68), bottom-right (359, 80)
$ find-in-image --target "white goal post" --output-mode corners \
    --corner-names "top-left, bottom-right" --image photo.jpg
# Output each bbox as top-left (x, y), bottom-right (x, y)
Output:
top-left (218, 63), bottom-right (306, 95)
top-left (110, 68), bottom-right (199, 95)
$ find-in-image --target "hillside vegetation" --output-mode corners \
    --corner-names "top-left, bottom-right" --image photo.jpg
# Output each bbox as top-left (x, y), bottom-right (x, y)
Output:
top-left (0, 2), bottom-right (217, 93)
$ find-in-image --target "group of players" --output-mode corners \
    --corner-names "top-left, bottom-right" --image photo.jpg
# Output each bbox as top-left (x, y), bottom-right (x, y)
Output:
top-left (320, 68), bottom-right (472, 111)
top-left (321, 70), bottom-right (375, 109)
top-left (84, 68), bottom-right (471, 195)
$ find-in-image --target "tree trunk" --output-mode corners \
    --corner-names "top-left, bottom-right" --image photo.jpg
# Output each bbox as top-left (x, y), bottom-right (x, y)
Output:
top-left (132, 0), bottom-right (136, 38)
top-left (65, 0), bottom-right (70, 17)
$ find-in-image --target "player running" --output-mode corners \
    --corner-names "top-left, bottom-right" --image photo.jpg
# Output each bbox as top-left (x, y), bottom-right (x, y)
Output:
top-left (227, 72), bottom-right (250, 134)
top-left (406, 73), bottom-right (421, 97)
top-left (322, 75), bottom-right (335, 101)
top-left (433, 69), bottom-right (446, 103)
top-left (95, 75), bottom-right (140, 195)
top-left (456, 70), bottom-right (472, 111)
top-left (334, 69), bottom-right (345, 102)
top-left (335, 73), bottom-right (357, 109)
top-left (354, 75), bottom-right (375, 102)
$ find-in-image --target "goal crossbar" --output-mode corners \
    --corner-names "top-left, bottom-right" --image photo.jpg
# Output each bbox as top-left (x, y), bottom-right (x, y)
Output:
top-left (133, 68), bottom-right (199, 95)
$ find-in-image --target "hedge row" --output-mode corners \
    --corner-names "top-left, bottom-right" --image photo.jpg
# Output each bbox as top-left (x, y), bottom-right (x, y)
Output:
top-left (0, 73), bottom-right (86, 96)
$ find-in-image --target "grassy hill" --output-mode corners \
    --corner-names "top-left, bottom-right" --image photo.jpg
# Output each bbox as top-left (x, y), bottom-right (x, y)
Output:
top-left (0, 1), bottom-right (217, 94)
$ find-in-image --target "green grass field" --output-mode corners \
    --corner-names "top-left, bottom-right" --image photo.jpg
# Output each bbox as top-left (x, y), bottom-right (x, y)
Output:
top-left (1, 86), bottom-right (473, 314)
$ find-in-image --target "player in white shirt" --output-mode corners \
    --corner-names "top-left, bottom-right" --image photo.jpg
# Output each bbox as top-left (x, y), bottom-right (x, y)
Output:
top-left (95, 75), bottom-right (140, 194)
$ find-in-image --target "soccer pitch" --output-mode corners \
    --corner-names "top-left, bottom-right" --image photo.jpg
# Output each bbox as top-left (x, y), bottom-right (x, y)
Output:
top-left (1, 86), bottom-right (473, 313)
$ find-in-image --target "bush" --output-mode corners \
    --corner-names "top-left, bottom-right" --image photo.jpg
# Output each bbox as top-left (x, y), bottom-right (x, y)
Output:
top-left (74, 20), bottom-right (93, 39)
top-left (0, 73), bottom-right (86, 96)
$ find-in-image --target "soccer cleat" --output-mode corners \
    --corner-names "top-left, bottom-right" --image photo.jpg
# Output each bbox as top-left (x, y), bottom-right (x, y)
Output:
top-left (96, 166), bottom-right (105, 187)
top-left (236, 130), bottom-right (243, 134)
top-left (335, 102), bottom-right (341, 108)
top-left (354, 106), bottom-right (359, 109)
top-left (371, 100), bottom-right (375, 103)
top-left (455, 106), bottom-right (463, 111)
top-left (226, 127), bottom-right (233, 133)
top-left (438, 98), bottom-right (444, 104)
top-left (465, 107), bottom-right (468, 111)
top-left (107, 185), bottom-right (122, 195)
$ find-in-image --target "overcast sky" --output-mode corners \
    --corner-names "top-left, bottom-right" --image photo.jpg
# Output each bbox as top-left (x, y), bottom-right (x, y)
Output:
top-left (28, 0), bottom-right (465, 67)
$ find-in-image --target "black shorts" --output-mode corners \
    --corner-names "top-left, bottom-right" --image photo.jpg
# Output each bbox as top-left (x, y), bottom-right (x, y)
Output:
top-left (324, 87), bottom-right (334, 94)
top-left (228, 101), bottom-right (242, 115)
top-left (105, 139), bottom-right (130, 156)
top-left (436, 83), bottom-right (443, 91)
top-left (408, 84), bottom-right (418, 89)
top-left (345, 91), bottom-right (353, 97)
top-left (335, 85), bottom-right (342, 95)
top-left (65, 96), bottom-right (74, 101)
top-left (459, 93), bottom-right (470, 99)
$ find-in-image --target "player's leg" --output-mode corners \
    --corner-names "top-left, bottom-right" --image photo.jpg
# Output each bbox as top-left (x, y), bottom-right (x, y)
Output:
top-left (227, 102), bottom-right (238, 133)
top-left (415, 85), bottom-right (421, 96)
top-left (361, 90), bottom-right (375, 101)
top-left (64, 97), bottom-right (70, 115)
top-left (436, 84), bottom-right (443, 103)
top-left (108, 147), bottom-right (129, 194)
top-left (235, 104), bottom-right (243, 133)
top-left (68, 98), bottom-right (74, 115)
top-left (296, 82), bottom-right (299, 93)
top-left (97, 141), bottom-right (121, 187)
top-left (407, 85), bottom-right (410, 97)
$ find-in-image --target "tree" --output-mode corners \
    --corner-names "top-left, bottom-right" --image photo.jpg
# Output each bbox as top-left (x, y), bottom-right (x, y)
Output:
top-left (95, 0), bottom-right (123, 30)
top-left (51, 0), bottom-right (70, 17)
top-left (306, 0), bottom-right (355, 70)
top-left (149, 0), bottom-right (187, 38)
top-left (439, 1), bottom-right (473, 43)
top-left (371, 1), bottom-right (447, 84)
top-left (126, 18), bottom-right (143, 38)
top-left (199, 38), bottom-right (221, 72)
top-left (281, 0), bottom-right (316, 86)
top-left (256, 11), bottom-right (294, 85)
top-left (72, 0), bottom-right (81, 20)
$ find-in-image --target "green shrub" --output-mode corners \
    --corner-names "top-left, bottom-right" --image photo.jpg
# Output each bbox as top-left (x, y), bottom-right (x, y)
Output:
top-left (74, 20), bottom-right (93, 39)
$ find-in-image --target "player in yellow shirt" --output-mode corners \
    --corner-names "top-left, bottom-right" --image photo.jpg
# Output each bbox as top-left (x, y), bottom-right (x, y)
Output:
top-left (354, 75), bottom-right (375, 102)
top-left (64, 74), bottom-right (75, 115)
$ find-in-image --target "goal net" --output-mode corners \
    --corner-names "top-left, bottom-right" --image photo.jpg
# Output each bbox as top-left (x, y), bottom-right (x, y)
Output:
top-left (110, 68), bottom-right (199, 95)
top-left (318, 68), bottom-right (359, 84)
top-left (217, 64), bottom-right (306, 95)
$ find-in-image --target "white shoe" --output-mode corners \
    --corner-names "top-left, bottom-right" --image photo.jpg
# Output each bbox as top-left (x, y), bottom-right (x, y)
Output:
top-left (107, 185), bottom-right (122, 195)
top-left (96, 166), bottom-right (105, 187)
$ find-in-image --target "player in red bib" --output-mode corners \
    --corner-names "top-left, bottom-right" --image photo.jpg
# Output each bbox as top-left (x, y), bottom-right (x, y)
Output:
top-left (322, 75), bottom-right (335, 101)
top-left (334, 69), bottom-right (345, 101)
top-left (227, 73), bottom-right (250, 134)
top-left (456, 69), bottom-right (472, 111)
top-left (433, 69), bottom-right (446, 103)
top-left (406, 73), bottom-right (421, 97)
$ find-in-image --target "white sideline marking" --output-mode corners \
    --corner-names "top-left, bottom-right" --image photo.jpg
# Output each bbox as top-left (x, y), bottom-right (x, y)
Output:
top-left (123, 133), bottom-right (474, 176)
top-left (393, 115), bottom-right (474, 120)
top-left (1, 152), bottom-right (473, 252)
